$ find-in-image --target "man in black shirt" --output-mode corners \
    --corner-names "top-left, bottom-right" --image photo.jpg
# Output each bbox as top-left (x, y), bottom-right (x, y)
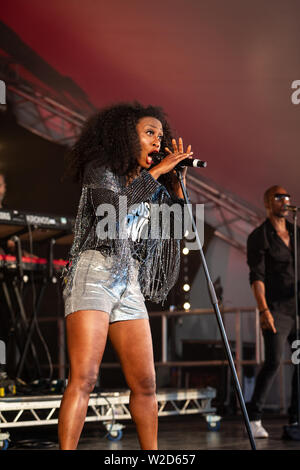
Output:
top-left (246, 185), bottom-right (299, 438)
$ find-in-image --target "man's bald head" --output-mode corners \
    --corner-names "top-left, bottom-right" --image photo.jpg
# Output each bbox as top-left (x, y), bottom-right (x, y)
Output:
top-left (264, 185), bottom-right (284, 208)
top-left (263, 185), bottom-right (290, 217)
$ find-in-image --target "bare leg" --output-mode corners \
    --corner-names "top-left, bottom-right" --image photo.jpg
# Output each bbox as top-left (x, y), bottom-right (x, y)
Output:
top-left (109, 319), bottom-right (158, 450)
top-left (58, 310), bottom-right (109, 449)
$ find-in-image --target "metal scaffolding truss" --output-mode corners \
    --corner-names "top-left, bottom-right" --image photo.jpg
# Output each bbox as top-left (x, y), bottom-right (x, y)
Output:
top-left (7, 83), bottom-right (86, 146)
top-left (0, 388), bottom-right (216, 435)
top-left (186, 172), bottom-right (264, 252)
top-left (0, 54), bottom-right (94, 146)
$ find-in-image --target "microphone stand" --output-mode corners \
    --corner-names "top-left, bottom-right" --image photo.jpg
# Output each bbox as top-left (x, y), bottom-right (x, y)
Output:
top-left (175, 168), bottom-right (256, 450)
top-left (282, 207), bottom-right (300, 440)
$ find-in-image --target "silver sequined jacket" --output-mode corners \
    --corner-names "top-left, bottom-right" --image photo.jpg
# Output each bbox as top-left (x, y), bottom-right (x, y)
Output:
top-left (63, 159), bottom-right (183, 303)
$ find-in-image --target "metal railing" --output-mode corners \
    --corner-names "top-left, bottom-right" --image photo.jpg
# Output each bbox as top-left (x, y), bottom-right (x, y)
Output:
top-left (148, 307), bottom-right (262, 382)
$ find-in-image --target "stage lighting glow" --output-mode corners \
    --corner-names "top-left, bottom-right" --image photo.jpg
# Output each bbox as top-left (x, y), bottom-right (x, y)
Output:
top-left (183, 302), bottom-right (190, 310)
top-left (183, 284), bottom-right (190, 292)
top-left (182, 247), bottom-right (189, 255)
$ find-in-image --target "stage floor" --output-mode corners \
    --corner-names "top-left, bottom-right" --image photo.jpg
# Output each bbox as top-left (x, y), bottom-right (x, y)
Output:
top-left (4, 414), bottom-right (300, 451)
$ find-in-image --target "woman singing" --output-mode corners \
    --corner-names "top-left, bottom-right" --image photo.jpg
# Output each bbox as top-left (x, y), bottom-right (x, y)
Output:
top-left (58, 102), bottom-right (192, 450)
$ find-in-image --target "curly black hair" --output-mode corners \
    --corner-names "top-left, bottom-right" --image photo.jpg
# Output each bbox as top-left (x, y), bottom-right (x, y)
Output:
top-left (63, 101), bottom-right (175, 189)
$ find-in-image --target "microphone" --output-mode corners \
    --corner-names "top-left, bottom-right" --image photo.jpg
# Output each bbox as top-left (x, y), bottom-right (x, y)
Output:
top-left (284, 204), bottom-right (300, 212)
top-left (149, 152), bottom-right (207, 168)
top-left (175, 158), bottom-right (207, 169)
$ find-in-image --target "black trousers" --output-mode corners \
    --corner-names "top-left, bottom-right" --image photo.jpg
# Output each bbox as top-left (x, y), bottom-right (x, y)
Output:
top-left (247, 312), bottom-right (299, 422)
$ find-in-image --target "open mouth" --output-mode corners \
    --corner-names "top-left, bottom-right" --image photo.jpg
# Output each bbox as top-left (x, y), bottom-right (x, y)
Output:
top-left (147, 151), bottom-right (160, 165)
top-left (146, 155), bottom-right (153, 165)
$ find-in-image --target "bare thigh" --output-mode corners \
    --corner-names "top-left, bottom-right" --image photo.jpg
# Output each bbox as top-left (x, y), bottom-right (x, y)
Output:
top-left (108, 319), bottom-right (156, 390)
top-left (66, 310), bottom-right (110, 384)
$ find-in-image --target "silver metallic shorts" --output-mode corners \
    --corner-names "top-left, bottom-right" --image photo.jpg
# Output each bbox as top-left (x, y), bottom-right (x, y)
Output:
top-left (63, 250), bottom-right (148, 322)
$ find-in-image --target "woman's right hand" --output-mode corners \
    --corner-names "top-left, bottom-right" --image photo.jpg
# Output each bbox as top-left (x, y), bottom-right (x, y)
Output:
top-left (149, 138), bottom-right (193, 179)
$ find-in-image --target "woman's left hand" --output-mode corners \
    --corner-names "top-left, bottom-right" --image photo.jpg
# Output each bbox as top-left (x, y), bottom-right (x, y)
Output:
top-left (165, 137), bottom-right (192, 196)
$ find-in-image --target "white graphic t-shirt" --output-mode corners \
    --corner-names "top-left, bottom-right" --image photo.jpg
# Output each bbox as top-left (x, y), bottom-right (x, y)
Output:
top-left (127, 201), bottom-right (151, 242)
